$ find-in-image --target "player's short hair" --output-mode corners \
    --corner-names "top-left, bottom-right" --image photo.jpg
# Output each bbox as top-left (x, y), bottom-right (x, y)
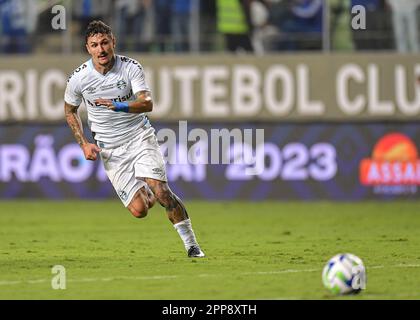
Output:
top-left (85, 20), bottom-right (113, 44)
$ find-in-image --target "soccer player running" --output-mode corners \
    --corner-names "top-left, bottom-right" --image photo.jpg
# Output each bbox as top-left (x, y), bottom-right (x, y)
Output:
top-left (64, 20), bottom-right (205, 258)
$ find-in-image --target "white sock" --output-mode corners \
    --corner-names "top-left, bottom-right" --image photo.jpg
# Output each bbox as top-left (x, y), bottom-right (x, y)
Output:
top-left (173, 219), bottom-right (199, 251)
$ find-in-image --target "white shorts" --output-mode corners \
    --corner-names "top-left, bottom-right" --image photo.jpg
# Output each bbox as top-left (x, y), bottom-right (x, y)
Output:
top-left (99, 127), bottom-right (167, 207)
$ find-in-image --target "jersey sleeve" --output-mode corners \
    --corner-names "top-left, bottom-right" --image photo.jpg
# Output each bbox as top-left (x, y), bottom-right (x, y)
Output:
top-left (129, 60), bottom-right (150, 94)
top-left (64, 72), bottom-right (83, 106)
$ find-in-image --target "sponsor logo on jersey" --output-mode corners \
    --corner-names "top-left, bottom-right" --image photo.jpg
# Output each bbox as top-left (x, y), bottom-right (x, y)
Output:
top-left (120, 56), bottom-right (142, 70)
top-left (86, 90), bottom-right (134, 107)
top-left (98, 80), bottom-right (128, 91)
top-left (67, 63), bottom-right (87, 82)
top-left (100, 83), bottom-right (117, 91)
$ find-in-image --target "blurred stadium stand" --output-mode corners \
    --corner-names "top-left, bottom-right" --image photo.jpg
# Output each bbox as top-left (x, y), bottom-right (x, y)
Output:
top-left (1, 0), bottom-right (419, 55)
top-left (1, 0), bottom-right (420, 201)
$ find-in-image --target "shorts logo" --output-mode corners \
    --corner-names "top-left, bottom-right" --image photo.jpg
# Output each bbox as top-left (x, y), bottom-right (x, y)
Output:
top-left (152, 168), bottom-right (165, 178)
top-left (118, 190), bottom-right (128, 201)
top-left (117, 80), bottom-right (127, 90)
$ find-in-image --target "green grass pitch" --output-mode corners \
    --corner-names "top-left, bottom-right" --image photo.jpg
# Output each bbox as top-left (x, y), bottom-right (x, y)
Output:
top-left (0, 200), bottom-right (419, 300)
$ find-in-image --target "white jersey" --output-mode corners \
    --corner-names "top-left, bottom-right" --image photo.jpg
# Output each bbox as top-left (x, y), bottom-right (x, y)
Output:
top-left (64, 55), bottom-right (151, 148)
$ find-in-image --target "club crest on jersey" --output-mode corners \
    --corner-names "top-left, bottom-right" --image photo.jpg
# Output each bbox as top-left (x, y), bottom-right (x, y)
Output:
top-left (117, 80), bottom-right (127, 90)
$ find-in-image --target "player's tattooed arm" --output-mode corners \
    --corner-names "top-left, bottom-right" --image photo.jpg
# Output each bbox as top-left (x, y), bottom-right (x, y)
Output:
top-left (132, 90), bottom-right (153, 113)
top-left (94, 90), bottom-right (153, 113)
top-left (64, 102), bottom-right (88, 146)
top-left (64, 102), bottom-right (101, 161)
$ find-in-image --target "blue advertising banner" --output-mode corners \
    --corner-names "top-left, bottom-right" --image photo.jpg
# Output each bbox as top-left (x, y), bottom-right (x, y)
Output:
top-left (0, 122), bottom-right (419, 201)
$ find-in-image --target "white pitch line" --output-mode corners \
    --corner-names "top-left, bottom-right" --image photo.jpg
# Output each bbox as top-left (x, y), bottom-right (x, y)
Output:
top-left (263, 292), bottom-right (420, 300)
top-left (357, 292), bottom-right (420, 299)
top-left (0, 264), bottom-right (419, 287)
top-left (0, 280), bottom-right (23, 285)
top-left (241, 268), bottom-right (319, 275)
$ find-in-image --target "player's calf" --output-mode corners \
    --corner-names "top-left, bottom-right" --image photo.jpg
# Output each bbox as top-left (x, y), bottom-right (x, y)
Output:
top-left (146, 181), bottom-right (188, 223)
top-left (145, 185), bottom-right (156, 209)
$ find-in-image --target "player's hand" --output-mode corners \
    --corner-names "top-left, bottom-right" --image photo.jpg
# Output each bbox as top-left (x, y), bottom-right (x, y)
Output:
top-left (81, 143), bottom-right (102, 161)
top-left (94, 98), bottom-right (116, 110)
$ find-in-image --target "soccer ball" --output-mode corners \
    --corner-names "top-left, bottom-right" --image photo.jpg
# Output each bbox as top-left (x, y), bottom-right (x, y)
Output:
top-left (322, 253), bottom-right (366, 295)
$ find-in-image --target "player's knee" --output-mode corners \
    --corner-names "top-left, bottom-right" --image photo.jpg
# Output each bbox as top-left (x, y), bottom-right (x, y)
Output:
top-left (129, 205), bottom-right (148, 219)
top-left (128, 193), bottom-right (149, 219)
